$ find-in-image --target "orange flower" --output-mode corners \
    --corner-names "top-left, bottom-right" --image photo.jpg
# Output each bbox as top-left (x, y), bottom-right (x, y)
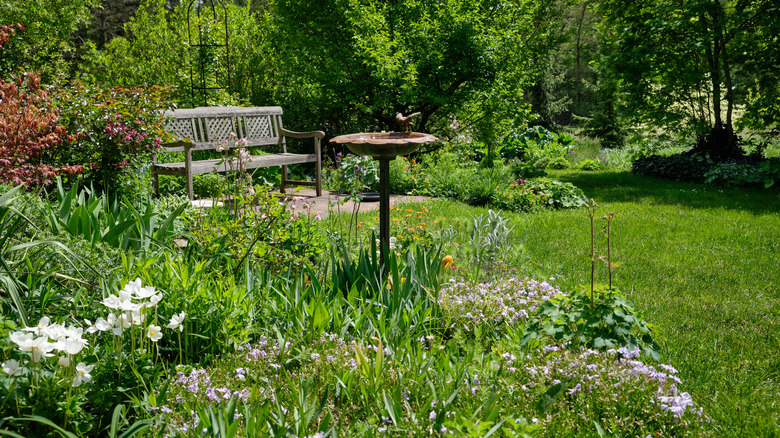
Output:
top-left (441, 255), bottom-right (454, 270)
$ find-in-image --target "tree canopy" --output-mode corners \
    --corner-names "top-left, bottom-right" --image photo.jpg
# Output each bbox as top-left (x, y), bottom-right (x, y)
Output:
top-left (596, 0), bottom-right (780, 156)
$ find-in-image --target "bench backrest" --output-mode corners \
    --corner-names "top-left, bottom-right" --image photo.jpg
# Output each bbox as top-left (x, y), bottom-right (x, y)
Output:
top-left (162, 106), bottom-right (287, 152)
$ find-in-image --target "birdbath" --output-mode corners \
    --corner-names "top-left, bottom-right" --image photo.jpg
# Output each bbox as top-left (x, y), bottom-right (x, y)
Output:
top-left (331, 127), bottom-right (438, 267)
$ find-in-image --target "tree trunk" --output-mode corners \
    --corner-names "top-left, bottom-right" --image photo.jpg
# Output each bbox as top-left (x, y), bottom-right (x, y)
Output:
top-left (698, 4), bottom-right (740, 158)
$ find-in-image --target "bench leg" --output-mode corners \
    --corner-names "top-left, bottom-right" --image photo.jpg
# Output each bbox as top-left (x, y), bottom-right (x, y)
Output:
top-left (187, 175), bottom-right (194, 200)
top-left (153, 170), bottom-right (160, 198)
top-left (280, 165), bottom-right (288, 194)
top-left (315, 161), bottom-right (322, 197)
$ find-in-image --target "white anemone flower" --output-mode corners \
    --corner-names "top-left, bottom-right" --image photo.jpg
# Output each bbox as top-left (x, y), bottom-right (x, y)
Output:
top-left (145, 293), bottom-right (162, 308)
top-left (72, 362), bottom-right (94, 387)
top-left (43, 322), bottom-right (68, 341)
top-left (9, 331), bottom-right (33, 347)
top-left (134, 285), bottom-right (158, 299)
top-left (23, 316), bottom-right (50, 335)
top-left (112, 314), bottom-right (132, 336)
top-left (85, 319), bottom-right (100, 334)
top-left (58, 355), bottom-right (71, 367)
top-left (2, 359), bottom-right (20, 376)
top-left (95, 317), bottom-right (113, 332)
top-left (63, 325), bottom-right (83, 340)
top-left (122, 278), bottom-right (144, 296)
top-left (101, 294), bottom-right (122, 310)
top-left (166, 312), bottom-right (186, 332)
top-left (146, 324), bottom-right (163, 342)
top-left (63, 338), bottom-right (87, 356)
top-left (131, 309), bottom-right (145, 326)
top-left (17, 336), bottom-right (55, 362)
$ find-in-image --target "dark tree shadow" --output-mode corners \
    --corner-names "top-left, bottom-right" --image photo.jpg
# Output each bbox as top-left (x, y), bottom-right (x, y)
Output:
top-left (552, 170), bottom-right (780, 215)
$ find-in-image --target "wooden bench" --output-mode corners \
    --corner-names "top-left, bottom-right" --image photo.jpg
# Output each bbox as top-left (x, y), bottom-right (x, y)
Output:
top-left (153, 106), bottom-right (324, 199)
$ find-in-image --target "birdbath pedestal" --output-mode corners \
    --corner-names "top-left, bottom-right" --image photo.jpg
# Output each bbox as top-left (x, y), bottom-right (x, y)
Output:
top-left (330, 132), bottom-right (439, 267)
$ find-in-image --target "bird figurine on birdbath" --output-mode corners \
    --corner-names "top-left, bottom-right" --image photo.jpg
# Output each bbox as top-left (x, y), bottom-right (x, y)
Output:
top-left (395, 112), bottom-right (421, 134)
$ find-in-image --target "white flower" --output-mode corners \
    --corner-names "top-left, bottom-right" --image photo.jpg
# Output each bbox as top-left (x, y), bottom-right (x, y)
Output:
top-left (43, 322), bottom-right (68, 341)
top-left (72, 362), bottom-right (94, 387)
top-left (122, 278), bottom-right (144, 296)
top-left (131, 309), bottom-right (145, 325)
top-left (9, 331), bottom-right (33, 347)
top-left (85, 319), bottom-right (99, 334)
top-left (2, 359), bottom-right (20, 376)
top-left (23, 316), bottom-right (50, 335)
top-left (63, 338), bottom-right (87, 356)
top-left (17, 336), bottom-right (55, 362)
top-left (94, 317), bottom-right (113, 332)
top-left (135, 285), bottom-right (158, 299)
top-left (112, 313), bottom-right (132, 336)
top-left (147, 324), bottom-right (163, 342)
top-left (58, 355), bottom-right (71, 367)
top-left (145, 293), bottom-right (162, 308)
top-left (166, 312), bottom-right (186, 332)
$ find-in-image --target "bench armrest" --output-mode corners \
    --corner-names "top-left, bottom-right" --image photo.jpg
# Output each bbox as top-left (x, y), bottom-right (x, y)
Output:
top-left (279, 127), bottom-right (325, 139)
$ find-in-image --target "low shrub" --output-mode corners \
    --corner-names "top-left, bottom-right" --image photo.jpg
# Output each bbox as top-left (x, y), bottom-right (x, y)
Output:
top-left (632, 151), bottom-right (715, 182)
top-left (633, 151), bottom-right (780, 188)
top-left (546, 157), bottom-right (571, 169)
top-left (502, 126), bottom-right (574, 168)
top-left (576, 159), bottom-right (601, 171)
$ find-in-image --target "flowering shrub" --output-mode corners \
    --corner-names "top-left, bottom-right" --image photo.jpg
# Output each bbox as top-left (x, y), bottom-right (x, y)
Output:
top-left (493, 178), bottom-right (587, 212)
top-left (50, 81), bottom-right (169, 202)
top-left (0, 72), bottom-right (83, 186)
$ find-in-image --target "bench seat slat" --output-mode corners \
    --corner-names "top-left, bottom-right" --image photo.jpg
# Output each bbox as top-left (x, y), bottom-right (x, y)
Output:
top-left (156, 153), bottom-right (318, 175)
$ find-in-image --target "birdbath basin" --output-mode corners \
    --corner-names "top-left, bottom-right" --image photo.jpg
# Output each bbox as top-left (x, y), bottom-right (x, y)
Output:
top-left (330, 132), bottom-right (438, 159)
top-left (330, 131), bottom-right (439, 268)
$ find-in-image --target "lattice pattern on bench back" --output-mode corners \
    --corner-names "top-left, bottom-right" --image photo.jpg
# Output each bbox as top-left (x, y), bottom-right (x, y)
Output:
top-left (163, 106), bottom-right (284, 150)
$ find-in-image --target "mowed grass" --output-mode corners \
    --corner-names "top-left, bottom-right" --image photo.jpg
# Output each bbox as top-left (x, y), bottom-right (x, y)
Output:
top-left (517, 170), bottom-right (780, 437)
top-left (339, 169), bottom-right (779, 436)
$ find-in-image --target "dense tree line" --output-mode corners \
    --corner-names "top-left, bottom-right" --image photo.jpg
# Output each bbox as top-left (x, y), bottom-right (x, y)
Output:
top-left (1, 0), bottom-right (778, 156)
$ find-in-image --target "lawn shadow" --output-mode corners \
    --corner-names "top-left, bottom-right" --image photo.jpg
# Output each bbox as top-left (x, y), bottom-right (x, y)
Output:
top-left (552, 170), bottom-right (780, 215)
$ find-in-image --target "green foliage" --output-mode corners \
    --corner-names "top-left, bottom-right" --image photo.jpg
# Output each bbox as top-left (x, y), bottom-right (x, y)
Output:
top-left (183, 187), bottom-right (327, 273)
top-left (269, 0), bottom-right (558, 140)
top-left (42, 178), bottom-right (186, 253)
top-left (521, 286), bottom-right (660, 359)
top-left (328, 153), bottom-right (379, 194)
top-left (576, 159), bottom-right (601, 171)
top-left (597, 0), bottom-right (780, 155)
top-left (502, 126), bottom-right (574, 169)
top-left (632, 152), bottom-right (715, 183)
top-left (0, 0), bottom-right (98, 80)
top-left (86, 0), bottom-right (272, 107)
top-left (546, 157), bottom-right (571, 170)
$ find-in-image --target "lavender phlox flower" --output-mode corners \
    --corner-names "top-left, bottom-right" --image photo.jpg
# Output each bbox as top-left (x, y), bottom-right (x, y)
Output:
top-left (566, 383), bottom-right (582, 395)
top-left (658, 392), bottom-right (694, 417)
top-left (429, 410), bottom-right (437, 421)
top-left (233, 389), bottom-right (251, 400)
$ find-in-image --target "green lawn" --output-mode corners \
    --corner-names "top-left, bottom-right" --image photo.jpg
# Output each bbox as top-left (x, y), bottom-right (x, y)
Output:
top-left (333, 169), bottom-right (780, 436)
top-left (514, 170), bottom-right (780, 437)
